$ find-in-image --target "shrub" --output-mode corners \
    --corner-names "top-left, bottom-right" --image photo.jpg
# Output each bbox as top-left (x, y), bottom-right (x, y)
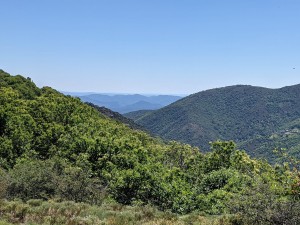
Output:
top-left (0, 168), bottom-right (9, 199)
top-left (229, 181), bottom-right (300, 225)
top-left (7, 158), bottom-right (105, 204)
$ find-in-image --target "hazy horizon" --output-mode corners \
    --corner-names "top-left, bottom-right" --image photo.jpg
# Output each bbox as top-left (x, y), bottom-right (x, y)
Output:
top-left (60, 90), bottom-right (188, 96)
top-left (59, 82), bottom-right (300, 96)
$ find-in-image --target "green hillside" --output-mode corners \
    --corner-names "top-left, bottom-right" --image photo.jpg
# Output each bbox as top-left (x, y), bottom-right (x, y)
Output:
top-left (133, 85), bottom-right (300, 161)
top-left (1, 70), bottom-right (300, 224)
top-left (86, 102), bottom-right (146, 131)
top-left (124, 109), bottom-right (154, 121)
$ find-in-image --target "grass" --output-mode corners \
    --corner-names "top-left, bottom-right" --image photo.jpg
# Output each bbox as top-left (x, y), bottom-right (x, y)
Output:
top-left (0, 199), bottom-right (237, 225)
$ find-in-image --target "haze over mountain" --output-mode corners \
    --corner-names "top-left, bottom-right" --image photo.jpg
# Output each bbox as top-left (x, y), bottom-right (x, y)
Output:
top-left (128, 84), bottom-right (300, 161)
top-left (67, 93), bottom-right (182, 114)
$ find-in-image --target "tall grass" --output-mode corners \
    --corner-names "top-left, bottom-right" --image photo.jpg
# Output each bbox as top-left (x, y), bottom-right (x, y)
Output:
top-left (0, 199), bottom-right (236, 225)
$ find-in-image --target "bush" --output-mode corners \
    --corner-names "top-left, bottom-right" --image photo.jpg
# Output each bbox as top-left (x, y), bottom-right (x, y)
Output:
top-left (7, 158), bottom-right (105, 204)
top-left (55, 165), bottom-right (106, 204)
top-left (8, 159), bottom-right (56, 200)
top-left (229, 181), bottom-right (300, 225)
top-left (0, 168), bottom-right (10, 199)
top-left (197, 189), bottom-right (232, 214)
top-left (199, 168), bottom-right (234, 194)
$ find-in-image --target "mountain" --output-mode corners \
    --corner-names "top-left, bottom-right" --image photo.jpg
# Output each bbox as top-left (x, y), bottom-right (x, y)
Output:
top-left (0, 70), bottom-right (194, 211)
top-left (70, 93), bottom-right (182, 114)
top-left (124, 110), bottom-right (154, 121)
top-left (85, 102), bottom-right (146, 131)
top-left (132, 84), bottom-right (300, 161)
top-left (1, 70), bottom-right (298, 222)
top-left (61, 91), bottom-right (98, 96)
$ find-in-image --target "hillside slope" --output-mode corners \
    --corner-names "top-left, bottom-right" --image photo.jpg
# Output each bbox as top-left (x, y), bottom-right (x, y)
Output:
top-left (85, 102), bottom-right (146, 131)
top-left (0, 70), bottom-right (298, 221)
top-left (124, 109), bottom-right (154, 121)
top-left (134, 84), bottom-right (300, 160)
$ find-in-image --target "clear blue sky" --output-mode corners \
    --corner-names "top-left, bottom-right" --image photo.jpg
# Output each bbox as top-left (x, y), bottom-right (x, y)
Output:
top-left (0, 0), bottom-right (299, 94)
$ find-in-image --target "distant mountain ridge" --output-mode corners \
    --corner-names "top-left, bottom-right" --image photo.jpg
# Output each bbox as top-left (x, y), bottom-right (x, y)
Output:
top-left (66, 93), bottom-right (182, 114)
top-left (130, 84), bottom-right (300, 161)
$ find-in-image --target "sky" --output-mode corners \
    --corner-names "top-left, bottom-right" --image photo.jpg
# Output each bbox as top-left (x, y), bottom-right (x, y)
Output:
top-left (0, 0), bottom-right (299, 95)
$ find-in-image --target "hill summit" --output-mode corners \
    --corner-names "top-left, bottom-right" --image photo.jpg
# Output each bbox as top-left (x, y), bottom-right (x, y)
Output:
top-left (128, 84), bottom-right (300, 160)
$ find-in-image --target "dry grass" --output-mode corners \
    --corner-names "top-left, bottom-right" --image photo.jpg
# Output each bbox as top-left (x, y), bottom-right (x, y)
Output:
top-left (0, 199), bottom-right (237, 225)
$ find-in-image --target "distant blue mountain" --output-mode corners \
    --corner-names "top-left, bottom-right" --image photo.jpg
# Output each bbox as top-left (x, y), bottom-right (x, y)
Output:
top-left (61, 92), bottom-right (182, 114)
top-left (61, 91), bottom-right (98, 96)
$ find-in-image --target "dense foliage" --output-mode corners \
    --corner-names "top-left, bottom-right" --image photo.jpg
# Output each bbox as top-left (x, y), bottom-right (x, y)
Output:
top-left (86, 102), bottom-right (145, 131)
top-left (124, 109), bottom-right (154, 121)
top-left (1, 70), bottom-right (300, 224)
top-left (129, 84), bottom-right (300, 161)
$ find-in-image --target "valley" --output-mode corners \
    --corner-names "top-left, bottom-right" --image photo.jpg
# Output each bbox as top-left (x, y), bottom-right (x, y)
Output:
top-left (1, 70), bottom-right (300, 224)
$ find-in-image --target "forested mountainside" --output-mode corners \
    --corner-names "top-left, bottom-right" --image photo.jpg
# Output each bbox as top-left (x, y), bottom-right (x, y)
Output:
top-left (85, 102), bottom-right (145, 131)
top-left (1, 70), bottom-right (300, 224)
top-left (131, 84), bottom-right (300, 161)
top-left (124, 109), bottom-right (154, 121)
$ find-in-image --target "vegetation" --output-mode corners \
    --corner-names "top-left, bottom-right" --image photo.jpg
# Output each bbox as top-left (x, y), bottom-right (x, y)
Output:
top-left (1, 70), bottom-right (300, 224)
top-left (130, 84), bottom-right (300, 161)
top-left (86, 102), bottom-right (146, 131)
top-left (0, 200), bottom-right (240, 225)
top-left (124, 109), bottom-right (154, 122)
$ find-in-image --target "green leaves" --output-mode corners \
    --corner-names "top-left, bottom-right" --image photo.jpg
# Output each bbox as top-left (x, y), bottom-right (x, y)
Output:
top-left (1, 71), bottom-right (298, 216)
top-left (7, 158), bottom-right (104, 204)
